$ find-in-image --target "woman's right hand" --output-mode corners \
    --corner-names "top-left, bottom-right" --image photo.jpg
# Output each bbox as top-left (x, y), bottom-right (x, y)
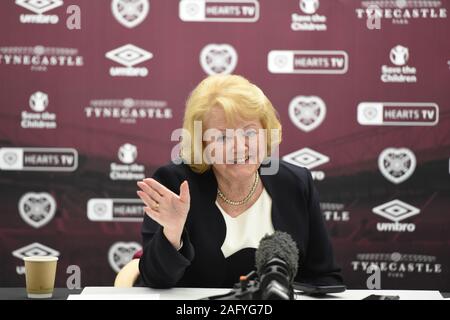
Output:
top-left (137, 178), bottom-right (190, 249)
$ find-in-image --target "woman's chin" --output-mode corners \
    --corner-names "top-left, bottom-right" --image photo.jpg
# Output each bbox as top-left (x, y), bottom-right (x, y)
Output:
top-left (224, 163), bottom-right (258, 177)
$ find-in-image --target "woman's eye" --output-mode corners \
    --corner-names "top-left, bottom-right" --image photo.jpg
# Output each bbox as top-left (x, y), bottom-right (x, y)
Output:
top-left (245, 129), bottom-right (257, 137)
top-left (217, 135), bottom-right (230, 142)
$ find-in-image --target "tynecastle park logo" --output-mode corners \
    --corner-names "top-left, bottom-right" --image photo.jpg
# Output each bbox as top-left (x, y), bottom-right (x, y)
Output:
top-left (355, 0), bottom-right (447, 26)
top-left (0, 45), bottom-right (84, 72)
top-left (84, 98), bottom-right (172, 124)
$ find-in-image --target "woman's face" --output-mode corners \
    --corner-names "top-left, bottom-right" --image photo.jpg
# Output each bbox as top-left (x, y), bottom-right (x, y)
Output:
top-left (203, 106), bottom-right (266, 181)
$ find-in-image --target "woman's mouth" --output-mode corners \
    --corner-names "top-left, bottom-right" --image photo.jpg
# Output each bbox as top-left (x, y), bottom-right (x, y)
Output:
top-left (231, 155), bottom-right (250, 164)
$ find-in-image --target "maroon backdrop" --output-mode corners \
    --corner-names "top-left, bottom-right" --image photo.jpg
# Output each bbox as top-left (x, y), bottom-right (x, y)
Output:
top-left (0, 0), bottom-right (449, 291)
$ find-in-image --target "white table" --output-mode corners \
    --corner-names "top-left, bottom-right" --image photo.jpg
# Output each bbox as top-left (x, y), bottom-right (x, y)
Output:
top-left (68, 287), bottom-right (446, 300)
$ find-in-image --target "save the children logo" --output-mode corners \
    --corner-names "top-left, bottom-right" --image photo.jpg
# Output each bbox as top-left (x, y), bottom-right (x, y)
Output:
top-left (110, 143), bottom-right (145, 180)
top-left (21, 91), bottom-right (57, 129)
top-left (291, 0), bottom-right (327, 31)
top-left (381, 45), bottom-right (417, 83)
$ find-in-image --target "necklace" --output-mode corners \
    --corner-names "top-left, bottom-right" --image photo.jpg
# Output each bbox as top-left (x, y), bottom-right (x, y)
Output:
top-left (217, 173), bottom-right (259, 206)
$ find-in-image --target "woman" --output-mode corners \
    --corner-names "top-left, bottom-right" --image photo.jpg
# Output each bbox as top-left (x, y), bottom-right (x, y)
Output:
top-left (137, 74), bottom-right (342, 288)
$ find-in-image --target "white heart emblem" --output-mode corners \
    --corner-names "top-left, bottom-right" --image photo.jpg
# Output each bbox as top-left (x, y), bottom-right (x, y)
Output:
top-left (112, 0), bottom-right (150, 29)
top-left (93, 203), bottom-right (108, 217)
top-left (185, 3), bottom-right (200, 17)
top-left (108, 242), bottom-right (142, 273)
top-left (200, 44), bottom-right (238, 75)
top-left (3, 152), bottom-right (18, 166)
top-left (289, 96), bottom-right (326, 132)
top-left (274, 55), bottom-right (288, 68)
top-left (378, 148), bottom-right (416, 184)
top-left (363, 106), bottom-right (378, 120)
top-left (18, 193), bottom-right (56, 228)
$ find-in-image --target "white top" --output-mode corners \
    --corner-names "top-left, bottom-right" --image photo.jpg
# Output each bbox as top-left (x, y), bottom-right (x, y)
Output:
top-left (215, 188), bottom-right (275, 258)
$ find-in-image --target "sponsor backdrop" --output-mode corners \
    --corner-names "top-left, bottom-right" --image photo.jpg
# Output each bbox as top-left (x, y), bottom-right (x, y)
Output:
top-left (0, 0), bottom-right (449, 291)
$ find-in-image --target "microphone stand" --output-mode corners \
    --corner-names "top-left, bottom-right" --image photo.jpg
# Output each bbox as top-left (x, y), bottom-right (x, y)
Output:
top-left (200, 271), bottom-right (260, 300)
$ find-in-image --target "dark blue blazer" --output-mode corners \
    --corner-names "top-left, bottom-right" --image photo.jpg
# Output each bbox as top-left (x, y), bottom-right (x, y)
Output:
top-left (138, 160), bottom-right (343, 288)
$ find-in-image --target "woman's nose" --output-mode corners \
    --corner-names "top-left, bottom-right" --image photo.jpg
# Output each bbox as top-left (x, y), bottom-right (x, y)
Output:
top-left (232, 134), bottom-right (248, 153)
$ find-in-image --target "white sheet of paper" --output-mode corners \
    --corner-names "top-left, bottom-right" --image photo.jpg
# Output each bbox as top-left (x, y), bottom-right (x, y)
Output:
top-left (67, 294), bottom-right (159, 300)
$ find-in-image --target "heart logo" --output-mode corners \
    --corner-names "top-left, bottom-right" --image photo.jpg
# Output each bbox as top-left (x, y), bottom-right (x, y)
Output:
top-left (200, 44), bottom-right (238, 75)
top-left (108, 242), bottom-right (142, 273)
top-left (378, 148), bottom-right (416, 184)
top-left (18, 193), bottom-right (56, 228)
top-left (289, 96), bottom-right (326, 132)
top-left (93, 203), bottom-right (108, 217)
top-left (185, 2), bottom-right (200, 17)
top-left (112, 0), bottom-right (150, 29)
top-left (3, 152), bottom-right (18, 166)
top-left (363, 106), bottom-right (378, 120)
top-left (274, 55), bottom-right (288, 68)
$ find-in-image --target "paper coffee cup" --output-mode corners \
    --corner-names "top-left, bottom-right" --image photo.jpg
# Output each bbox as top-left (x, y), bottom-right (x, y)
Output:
top-left (23, 256), bottom-right (58, 299)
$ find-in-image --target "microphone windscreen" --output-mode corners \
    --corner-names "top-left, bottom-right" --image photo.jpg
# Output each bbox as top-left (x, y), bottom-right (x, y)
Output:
top-left (255, 231), bottom-right (300, 279)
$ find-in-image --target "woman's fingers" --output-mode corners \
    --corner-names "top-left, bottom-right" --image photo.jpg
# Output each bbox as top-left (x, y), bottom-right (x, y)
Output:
top-left (138, 178), bottom-right (190, 228)
top-left (137, 191), bottom-right (158, 209)
top-left (143, 178), bottom-right (170, 197)
top-left (179, 180), bottom-right (190, 204)
top-left (143, 206), bottom-right (162, 224)
top-left (137, 181), bottom-right (163, 202)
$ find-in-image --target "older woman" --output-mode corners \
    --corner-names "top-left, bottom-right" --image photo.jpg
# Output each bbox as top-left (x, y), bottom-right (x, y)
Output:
top-left (136, 75), bottom-right (342, 288)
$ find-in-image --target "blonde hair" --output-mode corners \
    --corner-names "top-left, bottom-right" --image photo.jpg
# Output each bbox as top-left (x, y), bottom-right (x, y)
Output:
top-left (181, 74), bottom-right (282, 173)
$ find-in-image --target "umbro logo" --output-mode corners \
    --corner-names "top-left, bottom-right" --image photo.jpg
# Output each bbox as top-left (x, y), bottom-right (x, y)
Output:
top-left (373, 199), bottom-right (420, 223)
top-left (12, 242), bottom-right (60, 275)
top-left (12, 242), bottom-right (60, 260)
top-left (283, 147), bottom-right (329, 170)
top-left (106, 44), bottom-right (153, 77)
top-left (16, 0), bottom-right (64, 15)
top-left (282, 148), bottom-right (329, 181)
top-left (106, 44), bottom-right (153, 67)
top-left (373, 199), bottom-right (420, 233)
top-left (16, 0), bottom-right (64, 24)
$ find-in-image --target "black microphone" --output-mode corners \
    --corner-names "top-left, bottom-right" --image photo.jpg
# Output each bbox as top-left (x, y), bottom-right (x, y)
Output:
top-left (202, 231), bottom-right (300, 300)
top-left (255, 231), bottom-right (300, 300)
